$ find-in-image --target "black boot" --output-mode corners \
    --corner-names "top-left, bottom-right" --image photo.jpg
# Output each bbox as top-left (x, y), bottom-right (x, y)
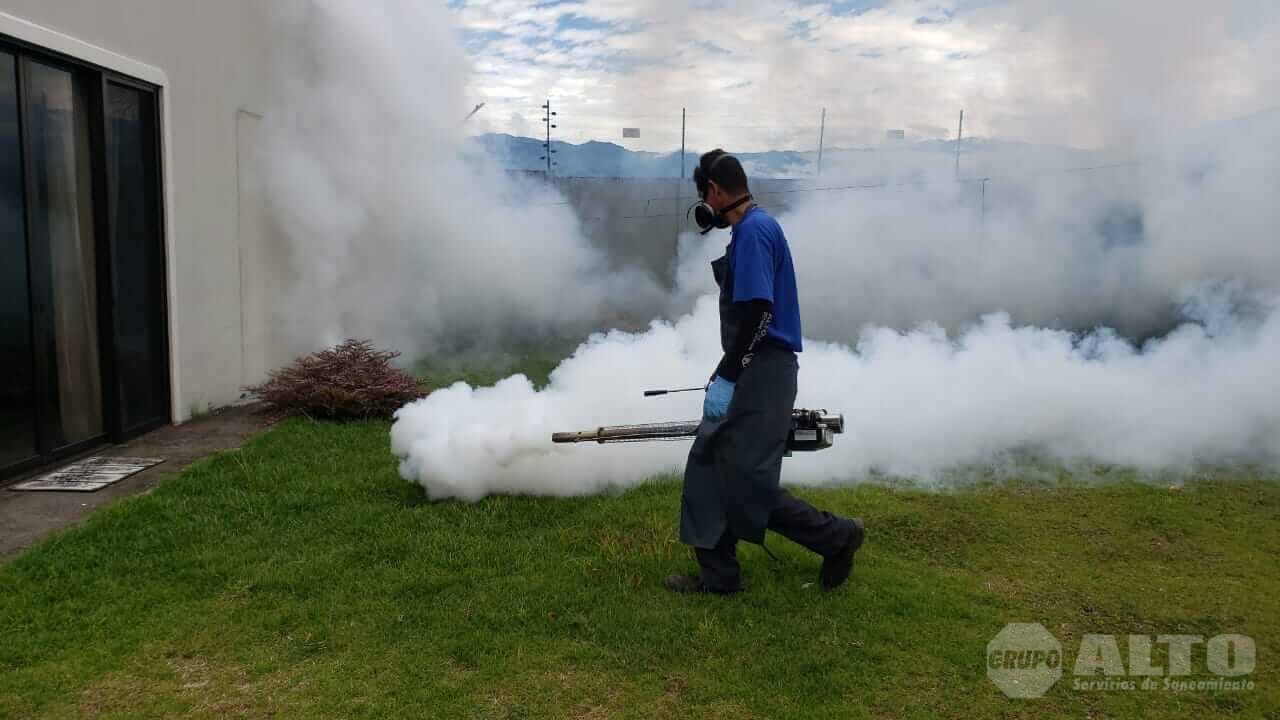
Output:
top-left (819, 518), bottom-right (865, 590)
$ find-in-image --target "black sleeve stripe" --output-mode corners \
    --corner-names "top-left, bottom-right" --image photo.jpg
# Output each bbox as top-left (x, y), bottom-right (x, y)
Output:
top-left (716, 299), bottom-right (774, 382)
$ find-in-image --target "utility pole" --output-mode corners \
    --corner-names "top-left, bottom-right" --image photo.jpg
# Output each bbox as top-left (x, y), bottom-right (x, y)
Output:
top-left (955, 109), bottom-right (964, 178)
top-left (676, 107), bottom-right (687, 240)
top-left (540, 99), bottom-right (558, 176)
top-left (680, 107), bottom-right (686, 180)
top-left (817, 107), bottom-right (826, 177)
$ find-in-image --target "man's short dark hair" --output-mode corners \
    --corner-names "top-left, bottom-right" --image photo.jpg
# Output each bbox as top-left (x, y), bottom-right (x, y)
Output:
top-left (695, 149), bottom-right (750, 197)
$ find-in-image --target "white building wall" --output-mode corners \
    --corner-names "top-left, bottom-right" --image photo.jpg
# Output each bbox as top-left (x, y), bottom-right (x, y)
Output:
top-left (0, 1), bottom-right (287, 421)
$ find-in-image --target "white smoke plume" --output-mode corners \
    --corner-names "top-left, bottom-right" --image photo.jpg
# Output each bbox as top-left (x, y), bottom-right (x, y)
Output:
top-left (257, 0), bottom-right (663, 357)
top-left (743, 0), bottom-right (1280, 340)
top-left (762, 113), bottom-right (1280, 340)
top-left (392, 285), bottom-right (1280, 500)
top-left (248, 2), bottom-right (1280, 497)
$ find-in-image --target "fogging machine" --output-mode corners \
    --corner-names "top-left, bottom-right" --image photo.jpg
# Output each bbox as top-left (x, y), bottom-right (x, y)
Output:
top-left (552, 408), bottom-right (845, 454)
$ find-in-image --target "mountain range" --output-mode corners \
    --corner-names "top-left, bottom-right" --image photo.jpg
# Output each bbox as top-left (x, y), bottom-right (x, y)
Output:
top-left (471, 104), bottom-right (1278, 180)
top-left (472, 132), bottom-right (1030, 180)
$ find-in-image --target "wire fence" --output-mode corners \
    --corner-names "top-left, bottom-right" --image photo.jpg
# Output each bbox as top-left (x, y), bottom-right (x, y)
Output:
top-left (496, 144), bottom-right (1153, 289)
top-left (515, 159), bottom-right (1146, 221)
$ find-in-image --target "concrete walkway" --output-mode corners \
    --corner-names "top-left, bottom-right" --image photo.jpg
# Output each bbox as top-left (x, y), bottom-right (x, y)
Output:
top-left (0, 405), bottom-right (271, 562)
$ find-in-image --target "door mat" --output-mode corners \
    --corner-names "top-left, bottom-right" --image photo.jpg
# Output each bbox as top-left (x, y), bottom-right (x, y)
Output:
top-left (10, 457), bottom-right (165, 492)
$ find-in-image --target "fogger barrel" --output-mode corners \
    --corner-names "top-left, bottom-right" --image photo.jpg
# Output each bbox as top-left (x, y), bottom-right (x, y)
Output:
top-left (552, 409), bottom-right (845, 453)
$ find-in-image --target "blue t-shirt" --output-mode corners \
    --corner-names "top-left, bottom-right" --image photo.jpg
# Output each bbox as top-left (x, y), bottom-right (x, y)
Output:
top-left (728, 206), bottom-right (803, 352)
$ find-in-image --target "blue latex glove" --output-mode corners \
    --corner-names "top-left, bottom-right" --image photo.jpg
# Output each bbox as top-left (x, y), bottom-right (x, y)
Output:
top-left (703, 376), bottom-right (736, 422)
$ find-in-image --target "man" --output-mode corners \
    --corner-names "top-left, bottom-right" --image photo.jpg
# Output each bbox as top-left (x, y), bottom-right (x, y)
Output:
top-left (665, 149), bottom-right (865, 595)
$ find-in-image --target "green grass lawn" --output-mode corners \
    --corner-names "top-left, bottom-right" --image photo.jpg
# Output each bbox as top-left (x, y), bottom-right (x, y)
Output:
top-left (1, 418), bottom-right (1277, 719)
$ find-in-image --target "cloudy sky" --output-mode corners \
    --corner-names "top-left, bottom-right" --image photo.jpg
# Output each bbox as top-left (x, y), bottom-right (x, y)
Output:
top-left (450, 0), bottom-right (1279, 152)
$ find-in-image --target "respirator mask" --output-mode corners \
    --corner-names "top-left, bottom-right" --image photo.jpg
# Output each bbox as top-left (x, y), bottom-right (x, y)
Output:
top-left (688, 154), bottom-right (752, 234)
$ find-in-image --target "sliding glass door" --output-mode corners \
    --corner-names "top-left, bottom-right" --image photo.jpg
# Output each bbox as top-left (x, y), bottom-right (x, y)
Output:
top-left (0, 52), bottom-right (35, 468)
top-left (105, 81), bottom-right (168, 435)
top-left (23, 58), bottom-right (104, 451)
top-left (0, 38), bottom-right (169, 479)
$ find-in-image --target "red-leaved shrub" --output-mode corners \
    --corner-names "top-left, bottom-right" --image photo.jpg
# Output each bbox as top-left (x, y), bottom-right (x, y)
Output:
top-left (247, 340), bottom-right (428, 420)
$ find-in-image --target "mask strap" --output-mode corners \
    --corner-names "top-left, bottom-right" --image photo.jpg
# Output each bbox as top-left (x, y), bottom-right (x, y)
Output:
top-left (720, 194), bottom-right (752, 215)
top-left (707, 153), bottom-right (731, 175)
top-left (698, 153), bottom-right (735, 200)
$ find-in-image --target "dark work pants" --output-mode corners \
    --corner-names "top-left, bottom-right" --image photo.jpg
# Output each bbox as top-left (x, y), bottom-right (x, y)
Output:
top-left (695, 488), bottom-right (853, 592)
